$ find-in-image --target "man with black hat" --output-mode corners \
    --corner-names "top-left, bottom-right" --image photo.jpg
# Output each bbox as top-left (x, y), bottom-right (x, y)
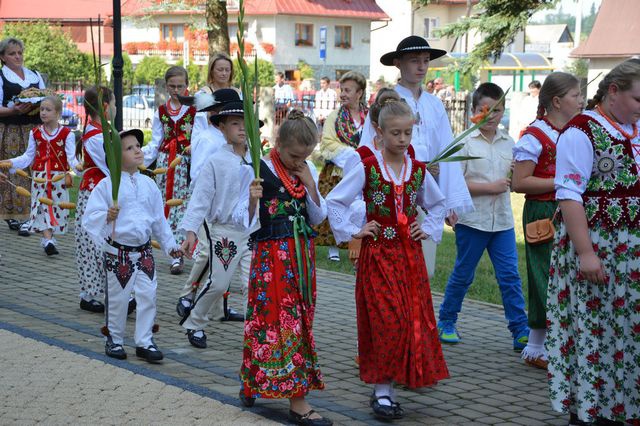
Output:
top-left (176, 88), bottom-right (245, 323)
top-left (380, 35), bottom-right (474, 276)
top-left (177, 101), bottom-right (257, 349)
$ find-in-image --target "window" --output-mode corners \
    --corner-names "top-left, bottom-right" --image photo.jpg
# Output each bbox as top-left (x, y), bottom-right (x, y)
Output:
top-left (335, 26), bottom-right (351, 49)
top-left (424, 17), bottom-right (440, 40)
top-left (295, 23), bottom-right (313, 47)
top-left (160, 24), bottom-right (185, 42)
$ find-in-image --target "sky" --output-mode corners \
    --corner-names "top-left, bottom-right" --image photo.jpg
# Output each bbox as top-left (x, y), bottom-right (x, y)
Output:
top-left (532, 0), bottom-right (602, 20)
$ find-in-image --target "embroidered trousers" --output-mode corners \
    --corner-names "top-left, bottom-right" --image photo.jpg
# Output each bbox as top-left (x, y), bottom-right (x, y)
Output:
top-left (104, 244), bottom-right (157, 348)
top-left (182, 223), bottom-right (251, 331)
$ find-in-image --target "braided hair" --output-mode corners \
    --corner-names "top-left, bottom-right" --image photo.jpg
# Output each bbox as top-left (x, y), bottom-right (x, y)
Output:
top-left (369, 88), bottom-right (400, 126)
top-left (536, 72), bottom-right (580, 119)
top-left (278, 109), bottom-right (318, 148)
top-left (586, 59), bottom-right (640, 110)
top-left (378, 98), bottom-right (414, 129)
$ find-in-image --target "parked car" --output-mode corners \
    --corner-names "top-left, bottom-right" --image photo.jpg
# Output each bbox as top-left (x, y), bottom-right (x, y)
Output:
top-left (60, 90), bottom-right (85, 126)
top-left (122, 94), bottom-right (155, 128)
top-left (59, 106), bottom-right (80, 130)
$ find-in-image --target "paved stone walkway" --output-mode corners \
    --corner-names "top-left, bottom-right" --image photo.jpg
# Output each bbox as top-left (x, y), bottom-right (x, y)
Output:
top-left (0, 224), bottom-right (565, 425)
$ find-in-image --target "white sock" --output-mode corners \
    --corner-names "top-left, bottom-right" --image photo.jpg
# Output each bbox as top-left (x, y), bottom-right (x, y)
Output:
top-left (193, 330), bottom-right (204, 338)
top-left (172, 257), bottom-right (181, 266)
top-left (522, 328), bottom-right (547, 360)
top-left (328, 247), bottom-right (340, 259)
top-left (374, 384), bottom-right (392, 406)
top-left (181, 298), bottom-right (192, 307)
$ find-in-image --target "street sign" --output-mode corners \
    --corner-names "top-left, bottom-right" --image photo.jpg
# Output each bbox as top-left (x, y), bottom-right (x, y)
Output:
top-left (319, 26), bottom-right (327, 60)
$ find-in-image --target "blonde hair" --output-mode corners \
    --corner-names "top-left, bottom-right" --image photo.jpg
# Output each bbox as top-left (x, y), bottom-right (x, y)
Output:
top-left (586, 59), bottom-right (640, 110)
top-left (339, 71), bottom-right (367, 104)
top-left (165, 65), bottom-right (189, 85)
top-left (378, 99), bottom-right (414, 129)
top-left (41, 95), bottom-right (63, 114)
top-left (278, 109), bottom-right (317, 148)
top-left (369, 88), bottom-right (401, 125)
top-left (207, 53), bottom-right (233, 86)
top-left (536, 72), bottom-right (580, 119)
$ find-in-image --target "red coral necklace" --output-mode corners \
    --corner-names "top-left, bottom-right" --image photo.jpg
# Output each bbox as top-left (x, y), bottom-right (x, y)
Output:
top-left (166, 100), bottom-right (182, 116)
top-left (381, 153), bottom-right (409, 226)
top-left (596, 105), bottom-right (638, 140)
top-left (271, 150), bottom-right (307, 199)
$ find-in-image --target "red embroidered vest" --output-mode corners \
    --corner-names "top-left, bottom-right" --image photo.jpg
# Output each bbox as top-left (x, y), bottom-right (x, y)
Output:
top-left (521, 125), bottom-right (556, 202)
top-left (79, 127), bottom-right (106, 191)
top-left (362, 156), bottom-right (425, 244)
top-left (158, 104), bottom-right (196, 154)
top-left (31, 127), bottom-right (71, 172)
top-left (567, 114), bottom-right (640, 230)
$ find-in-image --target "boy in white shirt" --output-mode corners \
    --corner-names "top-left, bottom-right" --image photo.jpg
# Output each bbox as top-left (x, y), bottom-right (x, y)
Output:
top-left (83, 129), bottom-right (181, 362)
top-left (178, 101), bottom-right (258, 349)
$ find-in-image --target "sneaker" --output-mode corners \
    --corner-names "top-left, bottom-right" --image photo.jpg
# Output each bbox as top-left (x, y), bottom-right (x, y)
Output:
top-left (80, 299), bottom-right (105, 313)
top-left (438, 322), bottom-right (461, 343)
top-left (176, 297), bottom-right (192, 318)
top-left (136, 345), bottom-right (163, 363)
top-left (105, 342), bottom-right (127, 360)
top-left (44, 242), bottom-right (59, 256)
top-left (513, 329), bottom-right (529, 351)
top-left (186, 329), bottom-right (207, 349)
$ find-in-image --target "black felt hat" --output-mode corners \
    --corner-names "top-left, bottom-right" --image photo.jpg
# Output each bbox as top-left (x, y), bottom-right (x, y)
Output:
top-left (119, 128), bottom-right (144, 146)
top-left (209, 101), bottom-right (264, 127)
top-left (380, 35), bottom-right (447, 66)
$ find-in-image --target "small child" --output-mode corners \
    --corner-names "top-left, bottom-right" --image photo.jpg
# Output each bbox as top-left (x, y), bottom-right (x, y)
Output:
top-left (142, 65), bottom-right (197, 275)
top-left (178, 100), bottom-right (255, 348)
top-left (0, 95), bottom-right (79, 254)
top-left (75, 86), bottom-right (115, 313)
top-left (437, 82), bottom-right (529, 350)
top-left (236, 110), bottom-right (332, 426)
top-left (82, 129), bottom-right (181, 362)
top-left (327, 100), bottom-right (448, 420)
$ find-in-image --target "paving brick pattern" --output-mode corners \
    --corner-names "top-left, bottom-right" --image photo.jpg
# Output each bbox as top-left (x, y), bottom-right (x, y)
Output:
top-left (0, 225), bottom-right (566, 425)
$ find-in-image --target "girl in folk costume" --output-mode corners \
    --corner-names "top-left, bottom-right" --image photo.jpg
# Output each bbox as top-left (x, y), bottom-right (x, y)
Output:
top-left (326, 100), bottom-right (448, 421)
top-left (0, 96), bottom-right (79, 255)
top-left (316, 71), bottom-right (368, 262)
top-left (236, 110), bottom-right (333, 426)
top-left (142, 66), bottom-right (197, 275)
top-left (546, 60), bottom-right (640, 426)
top-left (511, 72), bottom-right (584, 370)
top-left (82, 129), bottom-right (181, 363)
top-left (75, 86), bottom-right (115, 314)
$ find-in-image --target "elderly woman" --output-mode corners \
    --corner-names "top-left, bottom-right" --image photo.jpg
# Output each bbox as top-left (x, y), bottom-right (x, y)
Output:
top-left (316, 70), bottom-right (368, 261)
top-left (0, 37), bottom-right (45, 233)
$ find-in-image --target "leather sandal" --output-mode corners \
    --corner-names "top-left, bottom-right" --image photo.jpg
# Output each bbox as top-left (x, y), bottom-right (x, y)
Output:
top-left (288, 409), bottom-right (333, 426)
top-left (186, 329), bottom-right (207, 349)
top-left (369, 394), bottom-right (396, 420)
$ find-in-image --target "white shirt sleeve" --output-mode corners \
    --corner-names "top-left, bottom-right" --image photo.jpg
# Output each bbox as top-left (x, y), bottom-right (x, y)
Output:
top-left (232, 164), bottom-right (259, 231)
top-left (142, 110), bottom-right (162, 167)
top-left (9, 130), bottom-right (37, 171)
top-left (85, 134), bottom-right (110, 177)
top-left (304, 160), bottom-right (327, 226)
top-left (326, 162), bottom-right (366, 244)
top-left (513, 133), bottom-right (542, 163)
top-left (417, 171), bottom-right (446, 243)
top-left (554, 127), bottom-right (593, 203)
top-left (179, 159), bottom-right (216, 234)
top-left (81, 179), bottom-right (112, 247)
top-left (65, 131), bottom-right (80, 171)
top-left (149, 183), bottom-right (179, 255)
top-left (331, 146), bottom-right (357, 169)
top-left (36, 71), bottom-right (45, 89)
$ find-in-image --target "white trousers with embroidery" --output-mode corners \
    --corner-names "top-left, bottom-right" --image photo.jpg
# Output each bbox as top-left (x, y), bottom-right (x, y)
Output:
top-left (182, 223), bottom-right (251, 331)
top-left (104, 244), bottom-right (157, 348)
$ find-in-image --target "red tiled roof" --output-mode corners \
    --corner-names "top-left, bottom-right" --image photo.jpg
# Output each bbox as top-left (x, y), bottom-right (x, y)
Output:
top-left (572, 0), bottom-right (640, 58)
top-left (123, 0), bottom-right (388, 20)
top-left (0, 0), bottom-right (112, 21)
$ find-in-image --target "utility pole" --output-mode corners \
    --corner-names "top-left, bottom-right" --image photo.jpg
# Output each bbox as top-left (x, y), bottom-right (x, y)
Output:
top-left (112, 0), bottom-right (123, 131)
top-left (574, 0), bottom-right (584, 47)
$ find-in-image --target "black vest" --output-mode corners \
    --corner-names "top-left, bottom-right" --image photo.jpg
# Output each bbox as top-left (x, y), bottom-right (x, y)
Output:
top-left (0, 68), bottom-right (42, 125)
top-left (252, 160), bottom-right (316, 242)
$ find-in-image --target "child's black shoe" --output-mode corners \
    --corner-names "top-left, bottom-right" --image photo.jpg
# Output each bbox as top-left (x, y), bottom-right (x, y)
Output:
top-left (80, 299), bottom-right (104, 313)
top-left (44, 243), bottom-right (59, 256)
top-left (105, 342), bottom-right (127, 359)
top-left (136, 345), bottom-right (163, 363)
top-left (186, 329), bottom-right (207, 348)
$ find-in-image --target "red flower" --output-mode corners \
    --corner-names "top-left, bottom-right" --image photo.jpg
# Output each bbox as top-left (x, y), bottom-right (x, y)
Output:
top-left (613, 297), bottom-right (625, 309)
top-left (630, 269), bottom-right (640, 282)
top-left (586, 297), bottom-right (601, 311)
top-left (586, 352), bottom-right (600, 365)
top-left (613, 351), bottom-right (624, 362)
top-left (255, 369), bottom-right (267, 384)
top-left (591, 327), bottom-right (604, 337)
top-left (614, 243), bottom-right (628, 255)
top-left (593, 378), bottom-right (605, 390)
top-left (587, 406), bottom-right (600, 418)
top-left (633, 323), bottom-right (640, 335)
top-left (561, 398), bottom-right (572, 409)
top-left (558, 288), bottom-right (570, 303)
top-left (611, 404), bottom-right (625, 416)
top-left (292, 352), bottom-right (304, 367)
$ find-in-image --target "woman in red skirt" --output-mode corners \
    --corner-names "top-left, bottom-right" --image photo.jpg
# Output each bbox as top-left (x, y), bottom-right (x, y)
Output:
top-left (327, 99), bottom-right (449, 420)
top-left (236, 109), bottom-right (332, 426)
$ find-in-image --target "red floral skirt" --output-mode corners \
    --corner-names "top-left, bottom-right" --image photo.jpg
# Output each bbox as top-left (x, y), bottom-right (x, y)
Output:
top-left (356, 236), bottom-right (449, 388)
top-left (240, 237), bottom-right (325, 399)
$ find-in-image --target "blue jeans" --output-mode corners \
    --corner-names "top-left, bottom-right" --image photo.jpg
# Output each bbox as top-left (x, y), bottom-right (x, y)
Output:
top-left (438, 224), bottom-right (528, 338)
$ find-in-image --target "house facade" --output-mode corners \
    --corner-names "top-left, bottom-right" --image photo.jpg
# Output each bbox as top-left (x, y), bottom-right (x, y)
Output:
top-left (122, 0), bottom-right (388, 84)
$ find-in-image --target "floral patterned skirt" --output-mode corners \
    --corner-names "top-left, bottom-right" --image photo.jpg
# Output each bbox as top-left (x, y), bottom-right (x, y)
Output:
top-left (546, 222), bottom-right (640, 423)
top-left (357, 235), bottom-right (449, 388)
top-left (0, 123), bottom-right (32, 220)
top-left (28, 170), bottom-right (69, 234)
top-left (240, 237), bottom-right (325, 399)
top-left (155, 151), bottom-right (191, 245)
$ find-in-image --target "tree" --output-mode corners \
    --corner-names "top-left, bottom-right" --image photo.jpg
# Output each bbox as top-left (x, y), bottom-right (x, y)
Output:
top-left (296, 60), bottom-right (315, 80)
top-left (414, 0), bottom-right (558, 71)
top-left (232, 58), bottom-right (274, 88)
top-left (121, 52), bottom-right (135, 87)
top-left (134, 56), bottom-right (168, 84)
top-left (0, 21), bottom-right (91, 82)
